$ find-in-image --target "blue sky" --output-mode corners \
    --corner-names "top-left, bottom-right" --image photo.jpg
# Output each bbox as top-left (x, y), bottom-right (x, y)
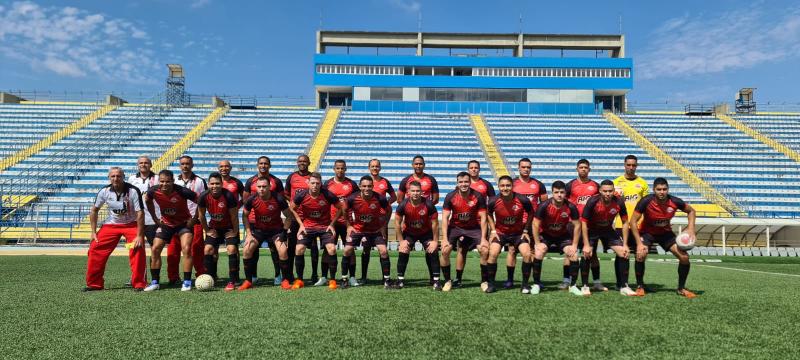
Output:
top-left (1, 0), bottom-right (799, 105)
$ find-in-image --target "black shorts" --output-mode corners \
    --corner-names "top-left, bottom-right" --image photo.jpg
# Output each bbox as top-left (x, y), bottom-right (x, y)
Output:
top-left (333, 223), bottom-right (347, 244)
top-left (588, 229), bottom-right (623, 249)
top-left (540, 234), bottom-right (572, 253)
top-left (493, 233), bottom-right (527, 249)
top-left (298, 229), bottom-right (335, 247)
top-left (641, 232), bottom-right (677, 252)
top-left (205, 228), bottom-right (240, 246)
top-left (251, 228), bottom-right (286, 247)
top-left (617, 228), bottom-right (637, 250)
top-left (448, 227), bottom-right (482, 251)
top-left (144, 224), bottom-right (157, 246)
top-left (347, 232), bottom-right (386, 247)
top-left (154, 223), bottom-right (192, 242)
top-left (402, 231), bottom-right (434, 250)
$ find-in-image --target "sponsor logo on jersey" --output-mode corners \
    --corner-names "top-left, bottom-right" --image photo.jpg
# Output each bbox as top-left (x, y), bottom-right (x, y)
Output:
top-left (410, 220), bottom-right (424, 228)
top-left (211, 213), bottom-right (224, 221)
top-left (258, 215), bottom-right (272, 223)
top-left (310, 211), bottom-right (322, 218)
top-left (577, 195), bottom-right (591, 204)
top-left (502, 216), bottom-right (517, 225)
top-left (163, 208), bottom-right (177, 215)
top-left (456, 212), bottom-right (471, 221)
top-left (359, 214), bottom-right (373, 223)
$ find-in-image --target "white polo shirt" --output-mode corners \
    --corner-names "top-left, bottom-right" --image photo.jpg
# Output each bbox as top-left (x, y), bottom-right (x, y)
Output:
top-left (94, 183), bottom-right (143, 225)
top-left (175, 172), bottom-right (207, 216)
top-left (128, 172), bottom-right (159, 225)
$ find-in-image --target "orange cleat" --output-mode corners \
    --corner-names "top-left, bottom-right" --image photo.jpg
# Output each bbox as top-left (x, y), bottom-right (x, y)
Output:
top-left (328, 279), bottom-right (338, 290)
top-left (677, 289), bottom-right (697, 299)
top-left (291, 279), bottom-right (304, 290)
top-left (237, 280), bottom-right (253, 291)
top-left (635, 287), bottom-right (646, 297)
top-left (280, 279), bottom-right (292, 290)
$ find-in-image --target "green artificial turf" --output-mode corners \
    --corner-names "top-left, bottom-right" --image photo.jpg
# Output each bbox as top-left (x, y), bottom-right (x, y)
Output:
top-left (1, 251), bottom-right (799, 359)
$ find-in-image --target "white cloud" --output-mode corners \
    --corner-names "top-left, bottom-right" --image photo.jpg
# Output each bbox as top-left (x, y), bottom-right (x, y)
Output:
top-left (190, 0), bottom-right (210, 9)
top-left (0, 1), bottom-right (158, 84)
top-left (637, 6), bottom-right (800, 80)
top-left (387, 0), bottom-right (420, 14)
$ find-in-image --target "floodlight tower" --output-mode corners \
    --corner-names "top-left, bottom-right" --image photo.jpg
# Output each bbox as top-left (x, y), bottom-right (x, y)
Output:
top-left (166, 64), bottom-right (186, 106)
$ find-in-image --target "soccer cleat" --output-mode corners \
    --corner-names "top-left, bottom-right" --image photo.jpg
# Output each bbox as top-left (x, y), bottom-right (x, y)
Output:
top-left (452, 279), bottom-right (462, 288)
top-left (328, 279), bottom-right (338, 290)
top-left (442, 280), bottom-right (452, 292)
top-left (677, 289), bottom-right (697, 299)
top-left (82, 286), bottom-right (102, 292)
top-left (359, 277), bottom-right (369, 286)
top-left (433, 281), bottom-right (442, 291)
top-left (250, 276), bottom-right (258, 285)
top-left (395, 279), bottom-right (405, 289)
top-left (503, 280), bottom-right (514, 289)
top-left (619, 286), bottom-right (637, 296)
top-left (581, 285), bottom-right (592, 296)
top-left (635, 286), bottom-right (646, 297)
top-left (167, 280), bottom-right (179, 287)
top-left (238, 280), bottom-right (253, 291)
top-left (143, 281), bottom-right (160, 292)
top-left (181, 280), bottom-right (192, 292)
top-left (224, 282), bottom-right (236, 292)
top-left (480, 281), bottom-right (489, 292)
top-left (558, 280), bottom-right (571, 290)
top-left (592, 281), bottom-right (609, 292)
top-left (273, 274), bottom-right (283, 286)
top-left (569, 285), bottom-right (585, 296)
top-left (521, 285), bottom-right (531, 294)
top-left (124, 280), bottom-right (132, 288)
top-left (340, 278), bottom-right (350, 289)
top-left (291, 279), bottom-right (305, 290)
top-left (349, 277), bottom-right (360, 287)
top-left (484, 283), bottom-right (496, 293)
top-left (132, 287), bottom-right (143, 292)
top-left (383, 279), bottom-right (394, 290)
top-left (531, 284), bottom-right (541, 295)
top-left (280, 279), bottom-right (292, 290)
top-left (313, 277), bottom-right (328, 287)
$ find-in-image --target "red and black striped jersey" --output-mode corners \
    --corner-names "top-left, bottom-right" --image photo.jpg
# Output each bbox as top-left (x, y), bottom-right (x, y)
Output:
top-left (487, 194), bottom-right (532, 236)
top-left (197, 189), bottom-right (238, 229)
top-left (443, 189), bottom-right (486, 230)
top-left (395, 198), bottom-right (438, 236)
top-left (244, 194), bottom-right (289, 231)
top-left (535, 198), bottom-right (579, 238)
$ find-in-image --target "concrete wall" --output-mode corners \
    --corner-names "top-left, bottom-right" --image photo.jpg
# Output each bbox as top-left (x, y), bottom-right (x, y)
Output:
top-left (351, 100), bottom-right (597, 115)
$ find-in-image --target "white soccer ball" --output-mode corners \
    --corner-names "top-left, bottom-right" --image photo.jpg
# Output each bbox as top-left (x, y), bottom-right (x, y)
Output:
top-left (675, 232), bottom-right (696, 251)
top-left (195, 274), bottom-right (214, 291)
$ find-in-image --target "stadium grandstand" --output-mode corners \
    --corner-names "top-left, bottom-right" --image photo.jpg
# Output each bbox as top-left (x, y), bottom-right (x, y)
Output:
top-left (1, 30), bottom-right (800, 259)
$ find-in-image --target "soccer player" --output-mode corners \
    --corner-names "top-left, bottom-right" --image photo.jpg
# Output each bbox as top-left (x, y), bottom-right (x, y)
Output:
top-left (345, 176), bottom-right (392, 289)
top-left (218, 160), bottom-right (244, 204)
top-left (531, 181), bottom-right (583, 296)
top-left (625, 178), bottom-right (697, 298)
top-left (127, 156), bottom-right (159, 247)
top-left (144, 170), bottom-right (198, 292)
top-left (485, 176), bottom-right (534, 294)
top-left (168, 155), bottom-right (207, 282)
top-left (441, 171), bottom-right (487, 291)
top-left (467, 160), bottom-right (496, 198)
top-left (614, 155), bottom-right (648, 288)
top-left (239, 178), bottom-right (294, 291)
top-left (285, 155), bottom-right (318, 284)
top-left (397, 155), bottom-right (439, 204)
top-left (565, 159), bottom-right (603, 291)
top-left (506, 158), bottom-right (547, 289)
top-left (581, 180), bottom-right (637, 296)
top-left (243, 156), bottom-right (285, 285)
top-left (197, 172), bottom-right (239, 291)
top-left (288, 172), bottom-right (342, 290)
top-left (325, 160), bottom-right (359, 287)
top-left (360, 159), bottom-right (396, 284)
top-left (85, 167), bottom-right (146, 291)
top-left (394, 181), bottom-right (441, 290)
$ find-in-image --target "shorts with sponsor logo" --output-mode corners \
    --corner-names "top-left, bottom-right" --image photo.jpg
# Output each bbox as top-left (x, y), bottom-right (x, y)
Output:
top-left (587, 229), bottom-right (623, 249)
top-left (205, 228), bottom-right (240, 246)
top-left (347, 232), bottom-right (386, 247)
top-left (251, 228), bottom-right (286, 247)
top-left (155, 223), bottom-right (192, 242)
top-left (447, 227), bottom-right (482, 251)
top-left (493, 233), bottom-right (527, 249)
top-left (540, 233), bottom-right (573, 253)
top-left (298, 229), bottom-right (334, 247)
top-left (402, 231), bottom-right (434, 250)
top-left (641, 232), bottom-right (676, 252)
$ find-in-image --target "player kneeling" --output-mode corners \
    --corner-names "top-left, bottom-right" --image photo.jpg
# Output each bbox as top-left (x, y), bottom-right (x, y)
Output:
top-left (625, 178), bottom-right (698, 298)
top-left (345, 176), bottom-right (392, 289)
top-left (531, 181), bottom-right (584, 296)
top-left (198, 173), bottom-right (240, 291)
top-left (580, 180), bottom-right (636, 296)
top-left (485, 176), bottom-right (534, 294)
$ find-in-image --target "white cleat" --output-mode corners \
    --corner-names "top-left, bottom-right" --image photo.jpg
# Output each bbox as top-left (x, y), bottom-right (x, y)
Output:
top-left (143, 281), bottom-right (160, 292)
top-left (619, 286), bottom-right (638, 296)
top-left (442, 280), bottom-right (452, 292)
top-left (181, 280), bottom-right (192, 292)
top-left (480, 281), bottom-right (489, 292)
top-left (581, 285), bottom-right (592, 296)
top-left (349, 277), bottom-right (360, 287)
top-left (592, 281), bottom-right (609, 292)
top-left (531, 284), bottom-right (541, 295)
top-left (569, 285), bottom-right (586, 296)
top-left (313, 277), bottom-right (328, 287)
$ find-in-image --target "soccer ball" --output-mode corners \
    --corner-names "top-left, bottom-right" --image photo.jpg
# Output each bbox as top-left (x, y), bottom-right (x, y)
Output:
top-left (195, 274), bottom-right (214, 291)
top-left (675, 232), bottom-right (696, 251)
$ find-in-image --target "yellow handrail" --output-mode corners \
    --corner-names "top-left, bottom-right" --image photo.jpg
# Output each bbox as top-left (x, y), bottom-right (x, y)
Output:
top-left (0, 104), bottom-right (118, 172)
top-left (604, 112), bottom-right (743, 216)
top-left (307, 108), bottom-right (341, 172)
top-left (716, 113), bottom-right (800, 163)
top-left (469, 115), bottom-right (510, 179)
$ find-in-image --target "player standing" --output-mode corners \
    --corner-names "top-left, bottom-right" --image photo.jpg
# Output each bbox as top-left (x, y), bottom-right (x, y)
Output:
top-left (394, 181), bottom-right (441, 290)
top-left (344, 176), bottom-right (392, 288)
top-left (168, 155), bottom-right (207, 282)
top-left (565, 159), bottom-right (603, 291)
top-left (360, 159), bottom-right (396, 284)
top-left (197, 172), bottom-right (240, 291)
top-left (613, 155), bottom-right (648, 288)
top-left (441, 171), bottom-right (487, 291)
top-left (507, 158), bottom-right (547, 289)
top-left (243, 156), bottom-right (285, 285)
top-left (325, 160), bottom-right (359, 287)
